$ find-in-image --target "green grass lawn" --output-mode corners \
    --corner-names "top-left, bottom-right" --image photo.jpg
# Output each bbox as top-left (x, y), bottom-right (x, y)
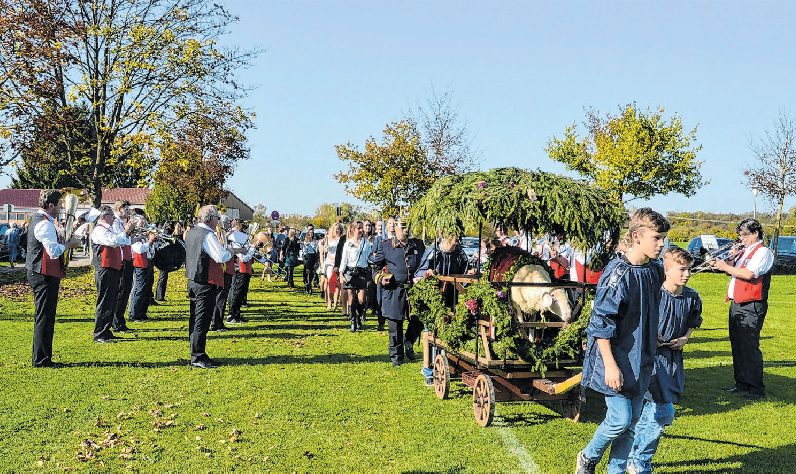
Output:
top-left (0, 262), bottom-right (794, 473)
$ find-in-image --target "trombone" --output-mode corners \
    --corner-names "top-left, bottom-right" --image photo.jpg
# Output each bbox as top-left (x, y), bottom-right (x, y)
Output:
top-left (691, 239), bottom-right (743, 274)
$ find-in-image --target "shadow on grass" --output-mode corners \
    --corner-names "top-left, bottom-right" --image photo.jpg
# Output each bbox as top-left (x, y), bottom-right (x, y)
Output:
top-left (215, 353), bottom-right (389, 365)
top-left (54, 353), bottom-right (389, 368)
top-left (496, 410), bottom-right (559, 427)
top-left (677, 365), bottom-right (796, 416)
top-left (657, 441), bottom-right (796, 473)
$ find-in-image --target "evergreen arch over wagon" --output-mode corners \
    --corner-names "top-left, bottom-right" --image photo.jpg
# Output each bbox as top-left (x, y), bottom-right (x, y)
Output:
top-left (407, 167), bottom-right (626, 253)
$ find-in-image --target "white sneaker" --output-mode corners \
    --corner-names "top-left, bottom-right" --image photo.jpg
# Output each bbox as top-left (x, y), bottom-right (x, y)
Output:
top-left (575, 451), bottom-right (597, 474)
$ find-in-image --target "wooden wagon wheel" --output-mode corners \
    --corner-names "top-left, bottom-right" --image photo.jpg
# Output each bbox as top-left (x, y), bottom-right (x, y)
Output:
top-left (433, 354), bottom-right (450, 400)
top-left (561, 391), bottom-right (582, 422)
top-left (472, 374), bottom-right (495, 427)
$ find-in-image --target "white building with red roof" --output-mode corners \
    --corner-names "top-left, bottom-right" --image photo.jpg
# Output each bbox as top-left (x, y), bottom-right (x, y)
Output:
top-left (1, 187), bottom-right (254, 225)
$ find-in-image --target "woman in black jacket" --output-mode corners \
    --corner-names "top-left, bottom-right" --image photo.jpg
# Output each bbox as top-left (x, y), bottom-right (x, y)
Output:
top-left (280, 228), bottom-right (301, 288)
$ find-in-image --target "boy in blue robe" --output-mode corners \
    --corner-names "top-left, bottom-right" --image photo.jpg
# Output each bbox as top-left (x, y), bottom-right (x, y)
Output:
top-left (626, 247), bottom-right (702, 474)
top-left (575, 208), bottom-right (670, 474)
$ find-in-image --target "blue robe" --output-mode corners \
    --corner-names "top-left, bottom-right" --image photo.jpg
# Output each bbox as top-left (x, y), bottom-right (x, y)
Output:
top-left (648, 286), bottom-right (703, 403)
top-left (581, 256), bottom-right (665, 399)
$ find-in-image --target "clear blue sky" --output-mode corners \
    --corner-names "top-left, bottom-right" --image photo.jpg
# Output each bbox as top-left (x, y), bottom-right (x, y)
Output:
top-left (4, 0), bottom-right (796, 218)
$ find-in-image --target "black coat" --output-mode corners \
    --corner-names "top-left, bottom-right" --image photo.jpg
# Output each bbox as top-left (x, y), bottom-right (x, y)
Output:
top-left (370, 237), bottom-right (425, 321)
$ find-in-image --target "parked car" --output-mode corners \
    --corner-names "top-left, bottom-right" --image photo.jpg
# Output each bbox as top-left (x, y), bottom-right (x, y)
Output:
top-left (460, 237), bottom-right (480, 260)
top-left (298, 228), bottom-right (326, 264)
top-left (686, 235), bottom-right (734, 269)
top-left (774, 236), bottom-right (796, 266)
top-left (0, 223), bottom-right (9, 260)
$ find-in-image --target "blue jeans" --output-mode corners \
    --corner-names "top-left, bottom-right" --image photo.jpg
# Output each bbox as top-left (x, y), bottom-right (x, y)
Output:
top-left (629, 400), bottom-right (675, 469)
top-left (583, 394), bottom-right (644, 474)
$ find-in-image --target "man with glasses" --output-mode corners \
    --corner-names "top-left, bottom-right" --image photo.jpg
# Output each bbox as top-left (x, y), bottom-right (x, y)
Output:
top-left (710, 218), bottom-right (773, 400)
top-left (185, 205), bottom-right (245, 369)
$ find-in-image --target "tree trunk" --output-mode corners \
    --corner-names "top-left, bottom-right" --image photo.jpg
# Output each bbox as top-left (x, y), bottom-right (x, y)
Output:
top-left (773, 196), bottom-right (785, 258)
top-left (90, 138), bottom-right (106, 209)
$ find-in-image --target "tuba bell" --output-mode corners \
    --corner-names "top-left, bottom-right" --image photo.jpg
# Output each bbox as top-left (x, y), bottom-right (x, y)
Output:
top-left (61, 188), bottom-right (82, 268)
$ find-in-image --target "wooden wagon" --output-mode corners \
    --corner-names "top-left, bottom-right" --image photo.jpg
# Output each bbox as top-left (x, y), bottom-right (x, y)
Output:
top-left (406, 168), bottom-right (625, 427)
top-left (422, 274), bottom-right (588, 427)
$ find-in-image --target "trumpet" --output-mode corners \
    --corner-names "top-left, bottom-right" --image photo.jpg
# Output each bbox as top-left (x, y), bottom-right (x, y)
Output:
top-left (691, 239), bottom-right (743, 274)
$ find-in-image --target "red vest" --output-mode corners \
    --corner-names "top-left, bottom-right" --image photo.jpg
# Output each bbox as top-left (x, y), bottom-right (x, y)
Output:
top-left (549, 257), bottom-right (569, 280)
top-left (730, 243), bottom-right (766, 303)
top-left (121, 244), bottom-right (132, 261)
top-left (238, 257), bottom-right (253, 275)
top-left (224, 257), bottom-right (236, 276)
top-left (208, 260), bottom-right (224, 287)
top-left (100, 245), bottom-right (123, 271)
top-left (133, 250), bottom-right (149, 269)
top-left (41, 248), bottom-right (66, 278)
top-left (572, 258), bottom-right (602, 284)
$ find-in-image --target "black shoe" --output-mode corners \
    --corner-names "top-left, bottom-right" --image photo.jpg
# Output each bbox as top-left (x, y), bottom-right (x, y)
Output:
top-left (191, 360), bottom-right (219, 369)
top-left (377, 324), bottom-right (385, 332)
top-left (240, 304), bottom-right (249, 308)
top-left (238, 316), bottom-right (248, 323)
top-left (227, 318), bottom-right (243, 324)
top-left (36, 362), bottom-right (66, 369)
top-left (392, 360), bottom-right (403, 367)
top-left (405, 347), bottom-right (416, 361)
top-left (94, 337), bottom-right (115, 344)
top-left (114, 327), bottom-right (133, 334)
top-left (350, 314), bottom-right (357, 333)
top-left (726, 386), bottom-right (747, 394)
top-left (226, 315), bottom-right (235, 323)
top-left (211, 326), bottom-right (229, 332)
top-left (129, 318), bottom-right (145, 323)
top-left (742, 392), bottom-right (764, 400)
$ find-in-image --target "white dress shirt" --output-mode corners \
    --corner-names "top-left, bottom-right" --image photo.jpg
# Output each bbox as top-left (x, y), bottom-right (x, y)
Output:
top-left (197, 223), bottom-right (232, 264)
top-left (339, 238), bottom-right (372, 275)
top-left (113, 214), bottom-right (132, 246)
top-left (33, 210), bottom-right (65, 259)
top-left (91, 222), bottom-right (127, 260)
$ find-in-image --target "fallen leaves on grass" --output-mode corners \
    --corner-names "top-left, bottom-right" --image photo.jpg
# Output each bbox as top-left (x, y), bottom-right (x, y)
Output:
top-left (0, 283), bottom-right (31, 300)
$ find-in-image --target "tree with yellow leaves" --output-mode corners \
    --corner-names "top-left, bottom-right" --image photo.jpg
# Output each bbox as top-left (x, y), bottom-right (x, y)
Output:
top-left (0, 0), bottom-right (258, 206)
top-left (335, 120), bottom-right (436, 217)
top-left (546, 104), bottom-right (705, 204)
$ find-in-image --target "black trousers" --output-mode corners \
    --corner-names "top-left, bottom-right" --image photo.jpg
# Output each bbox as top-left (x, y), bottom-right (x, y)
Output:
top-left (229, 271), bottom-right (251, 316)
top-left (155, 269), bottom-right (169, 301)
top-left (213, 272), bottom-right (234, 328)
top-left (94, 266), bottom-right (121, 340)
top-left (386, 316), bottom-right (424, 363)
top-left (188, 280), bottom-right (217, 363)
top-left (113, 260), bottom-right (134, 330)
top-left (285, 266), bottom-right (296, 287)
top-left (303, 254), bottom-right (318, 291)
top-left (29, 270), bottom-right (61, 367)
top-left (729, 299), bottom-right (768, 395)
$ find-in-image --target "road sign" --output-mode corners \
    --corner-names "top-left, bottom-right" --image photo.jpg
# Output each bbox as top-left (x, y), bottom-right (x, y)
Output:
top-left (271, 210), bottom-right (280, 220)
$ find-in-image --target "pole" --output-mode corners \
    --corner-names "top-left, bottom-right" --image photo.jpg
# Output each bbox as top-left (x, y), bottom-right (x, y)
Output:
top-left (753, 187), bottom-right (759, 219)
